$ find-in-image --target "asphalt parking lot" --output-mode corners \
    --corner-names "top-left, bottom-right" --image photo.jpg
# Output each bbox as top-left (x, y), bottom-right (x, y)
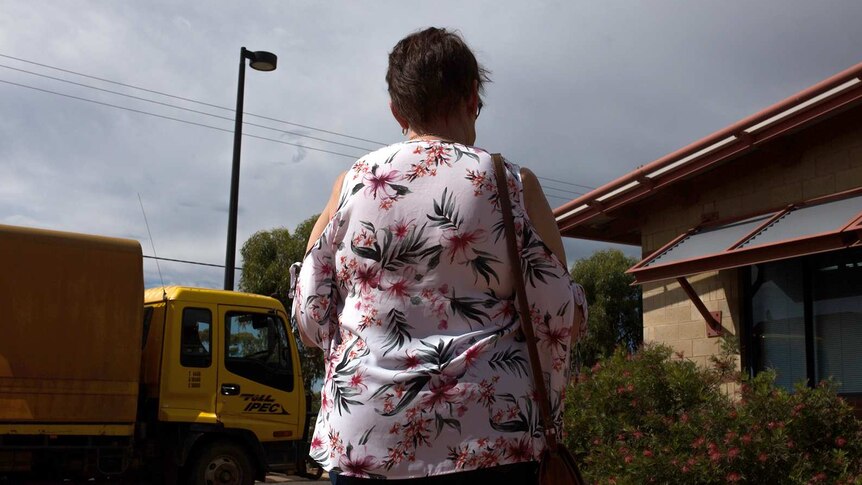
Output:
top-left (2, 473), bottom-right (328, 484)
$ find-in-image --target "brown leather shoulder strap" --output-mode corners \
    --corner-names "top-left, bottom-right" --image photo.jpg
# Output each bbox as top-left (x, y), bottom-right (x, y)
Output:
top-left (491, 153), bottom-right (559, 451)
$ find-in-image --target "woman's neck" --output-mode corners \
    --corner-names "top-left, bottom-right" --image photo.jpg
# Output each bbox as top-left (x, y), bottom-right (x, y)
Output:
top-left (407, 117), bottom-right (474, 145)
top-left (408, 132), bottom-right (457, 143)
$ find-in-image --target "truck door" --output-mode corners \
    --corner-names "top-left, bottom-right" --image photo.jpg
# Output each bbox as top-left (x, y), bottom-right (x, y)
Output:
top-left (216, 306), bottom-right (303, 441)
top-left (158, 302), bottom-right (219, 423)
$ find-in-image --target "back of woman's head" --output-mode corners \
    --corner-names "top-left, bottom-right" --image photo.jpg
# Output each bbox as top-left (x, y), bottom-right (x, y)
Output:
top-left (387, 27), bottom-right (489, 130)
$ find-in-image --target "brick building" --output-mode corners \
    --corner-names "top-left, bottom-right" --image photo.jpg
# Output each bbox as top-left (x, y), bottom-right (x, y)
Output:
top-left (555, 62), bottom-right (862, 405)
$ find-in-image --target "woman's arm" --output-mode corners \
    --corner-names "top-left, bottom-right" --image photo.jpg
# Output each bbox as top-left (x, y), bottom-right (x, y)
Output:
top-left (521, 167), bottom-right (588, 344)
top-left (293, 171), bottom-right (347, 349)
top-left (570, 286), bottom-right (588, 345)
top-left (520, 167), bottom-right (566, 264)
top-left (305, 171), bottom-right (347, 254)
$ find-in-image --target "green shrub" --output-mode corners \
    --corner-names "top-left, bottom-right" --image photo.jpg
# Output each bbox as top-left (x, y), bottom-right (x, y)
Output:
top-left (563, 345), bottom-right (862, 484)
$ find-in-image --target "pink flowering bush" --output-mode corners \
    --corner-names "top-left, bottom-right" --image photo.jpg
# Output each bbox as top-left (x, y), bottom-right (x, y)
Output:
top-left (563, 344), bottom-right (862, 484)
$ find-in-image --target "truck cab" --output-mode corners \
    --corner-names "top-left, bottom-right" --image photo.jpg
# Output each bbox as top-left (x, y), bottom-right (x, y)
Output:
top-left (143, 286), bottom-right (316, 483)
top-left (0, 225), bottom-right (317, 484)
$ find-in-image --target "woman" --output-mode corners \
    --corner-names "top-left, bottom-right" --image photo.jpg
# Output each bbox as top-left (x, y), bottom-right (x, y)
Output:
top-left (293, 27), bottom-right (587, 484)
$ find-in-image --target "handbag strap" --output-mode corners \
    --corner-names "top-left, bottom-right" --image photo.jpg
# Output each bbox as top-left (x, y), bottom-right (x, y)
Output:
top-left (492, 153), bottom-right (559, 452)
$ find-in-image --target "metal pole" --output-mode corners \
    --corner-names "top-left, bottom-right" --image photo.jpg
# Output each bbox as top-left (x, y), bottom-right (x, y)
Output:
top-left (224, 47), bottom-right (247, 290)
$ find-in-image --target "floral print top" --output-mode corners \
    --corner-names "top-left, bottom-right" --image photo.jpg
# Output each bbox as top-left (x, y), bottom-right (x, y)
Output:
top-left (293, 141), bottom-right (587, 479)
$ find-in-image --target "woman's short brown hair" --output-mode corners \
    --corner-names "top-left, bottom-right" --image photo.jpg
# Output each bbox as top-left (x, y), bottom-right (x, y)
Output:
top-left (386, 27), bottom-right (490, 130)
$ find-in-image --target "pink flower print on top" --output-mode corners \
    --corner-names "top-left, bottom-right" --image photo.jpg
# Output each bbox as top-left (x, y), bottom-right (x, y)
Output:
top-left (441, 228), bottom-right (486, 264)
top-left (339, 449), bottom-right (378, 478)
top-left (389, 217), bottom-right (415, 239)
top-left (364, 168), bottom-right (401, 200)
top-left (291, 142), bottom-right (584, 479)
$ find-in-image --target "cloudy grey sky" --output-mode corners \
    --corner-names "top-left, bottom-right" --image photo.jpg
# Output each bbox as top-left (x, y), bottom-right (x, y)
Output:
top-left (2, 1), bottom-right (862, 289)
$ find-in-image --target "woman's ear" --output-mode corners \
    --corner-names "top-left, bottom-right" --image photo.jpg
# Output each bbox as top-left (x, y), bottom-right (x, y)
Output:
top-left (390, 101), bottom-right (409, 131)
top-left (467, 79), bottom-right (480, 117)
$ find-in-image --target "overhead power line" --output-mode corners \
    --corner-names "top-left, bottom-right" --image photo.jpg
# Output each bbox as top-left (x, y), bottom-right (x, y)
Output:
top-left (0, 78), bottom-right (359, 159)
top-left (539, 184), bottom-right (586, 198)
top-left (544, 194), bottom-right (575, 204)
top-left (536, 175), bottom-right (595, 191)
top-left (0, 63), bottom-right (373, 153)
top-left (0, 52), bottom-right (388, 146)
top-left (144, 254), bottom-right (242, 271)
top-left (544, 189), bottom-right (585, 199)
top-left (0, 53), bottom-right (595, 190)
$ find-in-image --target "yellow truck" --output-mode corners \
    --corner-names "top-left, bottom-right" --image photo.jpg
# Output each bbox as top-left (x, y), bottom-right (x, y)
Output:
top-left (0, 224), bottom-right (320, 484)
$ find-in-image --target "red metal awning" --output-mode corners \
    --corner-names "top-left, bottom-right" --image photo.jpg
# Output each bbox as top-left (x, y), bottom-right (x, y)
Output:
top-left (627, 188), bottom-right (862, 284)
top-left (555, 60), bottom-right (862, 243)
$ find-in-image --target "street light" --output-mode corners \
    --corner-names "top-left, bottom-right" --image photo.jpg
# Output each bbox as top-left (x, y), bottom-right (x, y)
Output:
top-left (224, 47), bottom-right (277, 290)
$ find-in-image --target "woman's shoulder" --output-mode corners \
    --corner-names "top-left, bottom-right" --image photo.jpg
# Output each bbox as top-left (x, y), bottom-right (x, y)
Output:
top-left (353, 142), bottom-right (405, 165)
top-left (350, 141), bottom-right (520, 177)
top-left (476, 148), bottom-right (523, 181)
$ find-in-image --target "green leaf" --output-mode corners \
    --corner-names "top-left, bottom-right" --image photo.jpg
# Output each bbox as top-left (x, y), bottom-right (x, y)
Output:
top-left (428, 252), bottom-right (441, 270)
top-left (427, 188), bottom-right (462, 230)
top-left (358, 426), bottom-right (375, 446)
top-left (488, 348), bottom-right (528, 377)
top-left (351, 241), bottom-right (381, 262)
top-left (417, 339), bottom-right (457, 368)
top-left (491, 219), bottom-right (505, 243)
top-left (370, 383), bottom-right (395, 400)
top-left (454, 146), bottom-right (480, 163)
top-left (556, 300), bottom-right (571, 317)
top-left (434, 413), bottom-right (463, 439)
top-left (443, 417), bottom-right (461, 434)
top-left (382, 224), bottom-right (434, 271)
top-left (383, 149), bottom-right (398, 165)
top-left (351, 182), bottom-right (364, 195)
top-left (435, 412), bottom-right (445, 438)
top-left (469, 251), bottom-right (501, 285)
top-left (390, 184), bottom-right (411, 196)
top-left (419, 245), bottom-right (443, 270)
top-left (449, 294), bottom-right (490, 328)
top-left (381, 308), bottom-right (414, 356)
top-left (379, 374), bottom-right (431, 417)
top-left (490, 417), bottom-right (529, 433)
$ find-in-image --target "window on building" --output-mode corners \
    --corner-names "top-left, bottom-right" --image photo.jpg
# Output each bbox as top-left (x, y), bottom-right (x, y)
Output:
top-left (181, 307), bottom-right (212, 368)
top-left (812, 250), bottom-right (862, 393)
top-left (224, 312), bottom-right (294, 392)
top-left (748, 247), bottom-right (862, 394)
top-left (750, 259), bottom-right (806, 390)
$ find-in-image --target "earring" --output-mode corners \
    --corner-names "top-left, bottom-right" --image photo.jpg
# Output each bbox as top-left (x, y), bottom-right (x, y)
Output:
top-left (402, 127), bottom-right (408, 136)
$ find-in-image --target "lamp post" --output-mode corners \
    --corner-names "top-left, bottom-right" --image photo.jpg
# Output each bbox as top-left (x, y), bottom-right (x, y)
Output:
top-left (224, 47), bottom-right (277, 290)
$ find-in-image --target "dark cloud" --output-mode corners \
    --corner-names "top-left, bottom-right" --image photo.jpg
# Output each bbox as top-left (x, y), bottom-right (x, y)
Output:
top-left (2, 0), bottom-right (861, 285)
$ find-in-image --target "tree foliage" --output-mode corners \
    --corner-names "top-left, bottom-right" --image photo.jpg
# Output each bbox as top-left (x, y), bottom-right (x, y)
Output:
top-left (564, 345), bottom-right (862, 484)
top-left (239, 215), bottom-right (325, 387)
top-left (570, 249), bottom-right (642, 371)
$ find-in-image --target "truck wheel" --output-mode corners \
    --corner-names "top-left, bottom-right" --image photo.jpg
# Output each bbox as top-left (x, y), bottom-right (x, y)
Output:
top-left (187, 440), bottom-right (255, 485)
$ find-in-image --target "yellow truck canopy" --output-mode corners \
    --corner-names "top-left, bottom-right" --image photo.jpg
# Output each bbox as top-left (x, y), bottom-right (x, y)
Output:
top-left (0, 225), bottom-right (143, 425)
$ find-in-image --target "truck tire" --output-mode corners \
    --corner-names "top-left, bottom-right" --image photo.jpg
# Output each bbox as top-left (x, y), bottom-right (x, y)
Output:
top-left (186, 440), bottom-right (255, 485)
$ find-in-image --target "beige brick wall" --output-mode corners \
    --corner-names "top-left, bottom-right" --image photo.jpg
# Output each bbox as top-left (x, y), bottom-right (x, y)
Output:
top-left (638, 110), bottom-right (862, 367)
top-left (642, 270), bottom-right (739, 366)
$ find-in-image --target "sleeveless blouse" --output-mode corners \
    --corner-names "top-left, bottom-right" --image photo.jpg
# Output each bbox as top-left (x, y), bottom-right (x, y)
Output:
top-left (293, 141), bottom-right (587, 479)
